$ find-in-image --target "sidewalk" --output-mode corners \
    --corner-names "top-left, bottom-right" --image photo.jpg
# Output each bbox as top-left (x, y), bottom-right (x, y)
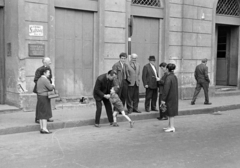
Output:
top-left (0, 95), bottom-right (240, 135)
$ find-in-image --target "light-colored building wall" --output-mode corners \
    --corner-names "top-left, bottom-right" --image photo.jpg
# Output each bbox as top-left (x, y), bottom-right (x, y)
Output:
top-left (2, 0), bottom-right (238, 110)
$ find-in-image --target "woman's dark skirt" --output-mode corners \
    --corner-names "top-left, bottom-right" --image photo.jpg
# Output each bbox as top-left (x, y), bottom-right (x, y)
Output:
top-left (36, 95), bottom-right (52, 119)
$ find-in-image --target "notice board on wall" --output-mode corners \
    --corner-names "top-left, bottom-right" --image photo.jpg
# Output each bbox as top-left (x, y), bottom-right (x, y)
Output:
top-left (28, 44), bottom-right (45, 57)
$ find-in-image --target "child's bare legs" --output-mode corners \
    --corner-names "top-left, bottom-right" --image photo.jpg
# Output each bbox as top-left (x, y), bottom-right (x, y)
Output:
top-left (112, 111), bottom-right (119, 126)
top-left (122, 111), bottom-right (134, 128)
top-left (121, 111), bottom-right (131, 122)
top-left (113, 111), bottom-right (118, 123)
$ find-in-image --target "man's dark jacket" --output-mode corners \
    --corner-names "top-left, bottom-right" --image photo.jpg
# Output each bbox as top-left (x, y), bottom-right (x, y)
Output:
top-left (194, 63), bottom-right (210, 83)
top-left (142, 63), bottom-right (159, 89)
top-left (93, 74), bottom-right (114, 101)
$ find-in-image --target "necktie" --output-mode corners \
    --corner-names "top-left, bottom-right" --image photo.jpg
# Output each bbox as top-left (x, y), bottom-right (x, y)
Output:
top-left (132, 63), bottom-right (136, 70)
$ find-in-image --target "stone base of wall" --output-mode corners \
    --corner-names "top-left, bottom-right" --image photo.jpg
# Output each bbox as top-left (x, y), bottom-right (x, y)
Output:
top-left (5, 92), bottom-right (21, 108)
top-left (19, 93), bottom-right (37, 112)
top-left (180, 86), bottom-right (215, 100)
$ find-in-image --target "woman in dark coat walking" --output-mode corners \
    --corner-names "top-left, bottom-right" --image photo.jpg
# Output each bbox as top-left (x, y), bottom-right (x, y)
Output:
top-left (36, 68), bottom-right (55, 134)
top-left (161, 63), bottom-right (178, 132)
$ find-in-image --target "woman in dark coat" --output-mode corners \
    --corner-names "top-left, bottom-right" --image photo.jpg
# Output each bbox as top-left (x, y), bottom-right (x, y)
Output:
top-left (161, 63), bottom-right (178, 132)
top-left (36, 68), bottom-right (55, 134)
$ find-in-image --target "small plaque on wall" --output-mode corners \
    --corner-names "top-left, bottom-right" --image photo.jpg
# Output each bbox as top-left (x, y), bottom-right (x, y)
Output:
top-left (28, 44), bottom-right (45, 57)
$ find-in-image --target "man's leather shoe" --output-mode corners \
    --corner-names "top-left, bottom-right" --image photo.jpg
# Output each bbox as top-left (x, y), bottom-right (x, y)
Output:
top-left (151, 109), bottom-right (158, 111)
top-left (47, 119), bottom-right (54, 122)
top-left (191, 101), bottom-right (195, 105)
top-left (133, 110), bottom-right (141, 113)
top-left (35, 119), bottom-right (39, 124)
top-left (157, 117), bottom-right (168, 120)
top-left (204, 102), bottom-right (212, 105)
top-left (145, 109), bottom-right (150, 112)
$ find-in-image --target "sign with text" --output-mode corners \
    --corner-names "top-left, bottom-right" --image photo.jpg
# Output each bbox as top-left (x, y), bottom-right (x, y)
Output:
top-left (28, 44), bottom-right (45, 57)
top-left (29, 25), bottom-right (43, 36)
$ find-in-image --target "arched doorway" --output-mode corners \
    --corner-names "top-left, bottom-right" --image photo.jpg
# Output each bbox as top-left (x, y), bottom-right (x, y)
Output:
top-left (215, 0), bottom-right (240, 88)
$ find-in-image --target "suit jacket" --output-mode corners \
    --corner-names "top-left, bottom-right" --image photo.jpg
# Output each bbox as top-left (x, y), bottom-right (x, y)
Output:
top-left (158, 72), bottom-right (168, 94)
top-left (194, 63), bottom-right (210, 83)
top-left (112, 61), bottom-right (129, 87)
top-left (93, 73), bottom-right (114, 101)
top-left (127, 61), bottom-right (140, 86)
top-left (142, 63), bottom-right (159, 89)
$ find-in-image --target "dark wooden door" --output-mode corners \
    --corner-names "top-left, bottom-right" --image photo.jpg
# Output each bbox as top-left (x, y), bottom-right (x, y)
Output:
top-left (55, 8), bottom-right (94, 97)
top-left (216, 25), bottom-right (238, 86)
top-left (131, 16), bottom-right (160, 93)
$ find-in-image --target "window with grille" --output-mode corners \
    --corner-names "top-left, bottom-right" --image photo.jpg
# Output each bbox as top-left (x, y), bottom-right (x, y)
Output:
top-left (216, 0), bottom-right (240, 16)
top-left (132, 0), bottom-right (161, 7)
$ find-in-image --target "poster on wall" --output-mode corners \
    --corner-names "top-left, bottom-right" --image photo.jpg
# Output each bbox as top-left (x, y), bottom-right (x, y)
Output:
top-left (29, 25), bottom-right (43, 36)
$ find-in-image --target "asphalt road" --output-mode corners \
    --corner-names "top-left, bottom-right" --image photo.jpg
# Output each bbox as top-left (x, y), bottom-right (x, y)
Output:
top-left (1, 109), bottom-right (240, 168)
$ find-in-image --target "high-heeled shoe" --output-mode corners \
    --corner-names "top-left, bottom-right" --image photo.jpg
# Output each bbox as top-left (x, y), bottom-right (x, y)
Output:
top-left (40, 130), bottom-right (52, 134)
top-left (164, 127), bottom-right (175, 132)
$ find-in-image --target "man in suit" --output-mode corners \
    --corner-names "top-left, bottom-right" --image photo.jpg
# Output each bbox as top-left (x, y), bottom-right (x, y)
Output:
top-left (93, 70), bottom-right (117, 127)
top-left (142, 55), bottom-right (160, 112)
top-left (191, 58), bottom-right (212, 105)
top-left (33, 57), bottom-right (54, 123)
top-left (126, 53), bottom-right (141, 113)
top-left (157, 62), bottom-right (168, 120)
top-left (112, 52), bottom-right (129, 108)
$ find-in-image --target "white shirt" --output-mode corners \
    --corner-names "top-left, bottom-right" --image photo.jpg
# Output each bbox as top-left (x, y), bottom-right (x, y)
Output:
top-left (150, 63), bottom-right (157, 77)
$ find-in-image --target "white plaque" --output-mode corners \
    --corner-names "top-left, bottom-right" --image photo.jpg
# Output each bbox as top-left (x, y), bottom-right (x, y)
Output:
top-left (29, 25), bottom-right (43, 36)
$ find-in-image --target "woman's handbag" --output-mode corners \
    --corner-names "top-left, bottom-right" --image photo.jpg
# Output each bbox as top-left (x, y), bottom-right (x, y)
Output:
top-left (160, 104), bottom-right (167, 113)
top-left (48, 89), bottom-right (59, 99)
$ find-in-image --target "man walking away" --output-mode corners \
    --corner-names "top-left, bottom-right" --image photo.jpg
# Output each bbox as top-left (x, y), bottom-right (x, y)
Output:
top-left (191, 58), bottom-right (212, 105)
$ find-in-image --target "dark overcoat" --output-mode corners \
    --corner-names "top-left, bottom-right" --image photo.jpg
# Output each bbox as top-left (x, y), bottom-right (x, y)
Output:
top-left (161, 72), bottom-right (178, 117)
top-left (142, 63), bottom-right (159, 89)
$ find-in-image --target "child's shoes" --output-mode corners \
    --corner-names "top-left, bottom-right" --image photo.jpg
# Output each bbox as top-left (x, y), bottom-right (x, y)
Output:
top-left (130, 121), bottom-right (134, 128)
top-left (112, 122), bottom-right (119, 127)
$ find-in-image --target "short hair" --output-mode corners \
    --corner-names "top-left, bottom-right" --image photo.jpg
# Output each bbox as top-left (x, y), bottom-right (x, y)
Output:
top-left (108, 70), bottom-right (117, 76)
top-left (159, 62), bottom-right (167, 67)
top-left (202, 58), bottom-right (207, 63)
top-left (119, 52), bottom-right (127, 58)
top-left (42, 67), bottom-right (50, 75)
top-left (113, 86), bottom-right (119, 93)
top-left (166, 63), bottom-right (176, 72)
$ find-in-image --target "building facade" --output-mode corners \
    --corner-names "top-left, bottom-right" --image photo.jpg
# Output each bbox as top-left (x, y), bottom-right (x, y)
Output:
top-left (0, 0), bottom-right (239, 111)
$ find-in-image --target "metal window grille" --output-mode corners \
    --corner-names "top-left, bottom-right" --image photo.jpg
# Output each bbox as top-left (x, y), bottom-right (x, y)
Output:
top-left (216, 0), bottom-right (240, 16)
top-left (132, 0), bottom-right (161, 7)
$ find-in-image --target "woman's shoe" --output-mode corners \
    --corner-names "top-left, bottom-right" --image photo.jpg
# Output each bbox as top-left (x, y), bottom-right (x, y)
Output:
top-left (164, 127), bottom-right (175, 133)
top-left (40, 130), bottom-right (52, 134)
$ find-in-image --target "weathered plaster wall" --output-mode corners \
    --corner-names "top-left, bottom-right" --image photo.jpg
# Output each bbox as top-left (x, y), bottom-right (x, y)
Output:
top-left (19, 0), bottom-right (50, 111)
top-left (167, 0), bottom-right (216, 99)
top-left (103, 0), bottom-right (127, 73)
top-left (5, 0), bottom-right (20, 106)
